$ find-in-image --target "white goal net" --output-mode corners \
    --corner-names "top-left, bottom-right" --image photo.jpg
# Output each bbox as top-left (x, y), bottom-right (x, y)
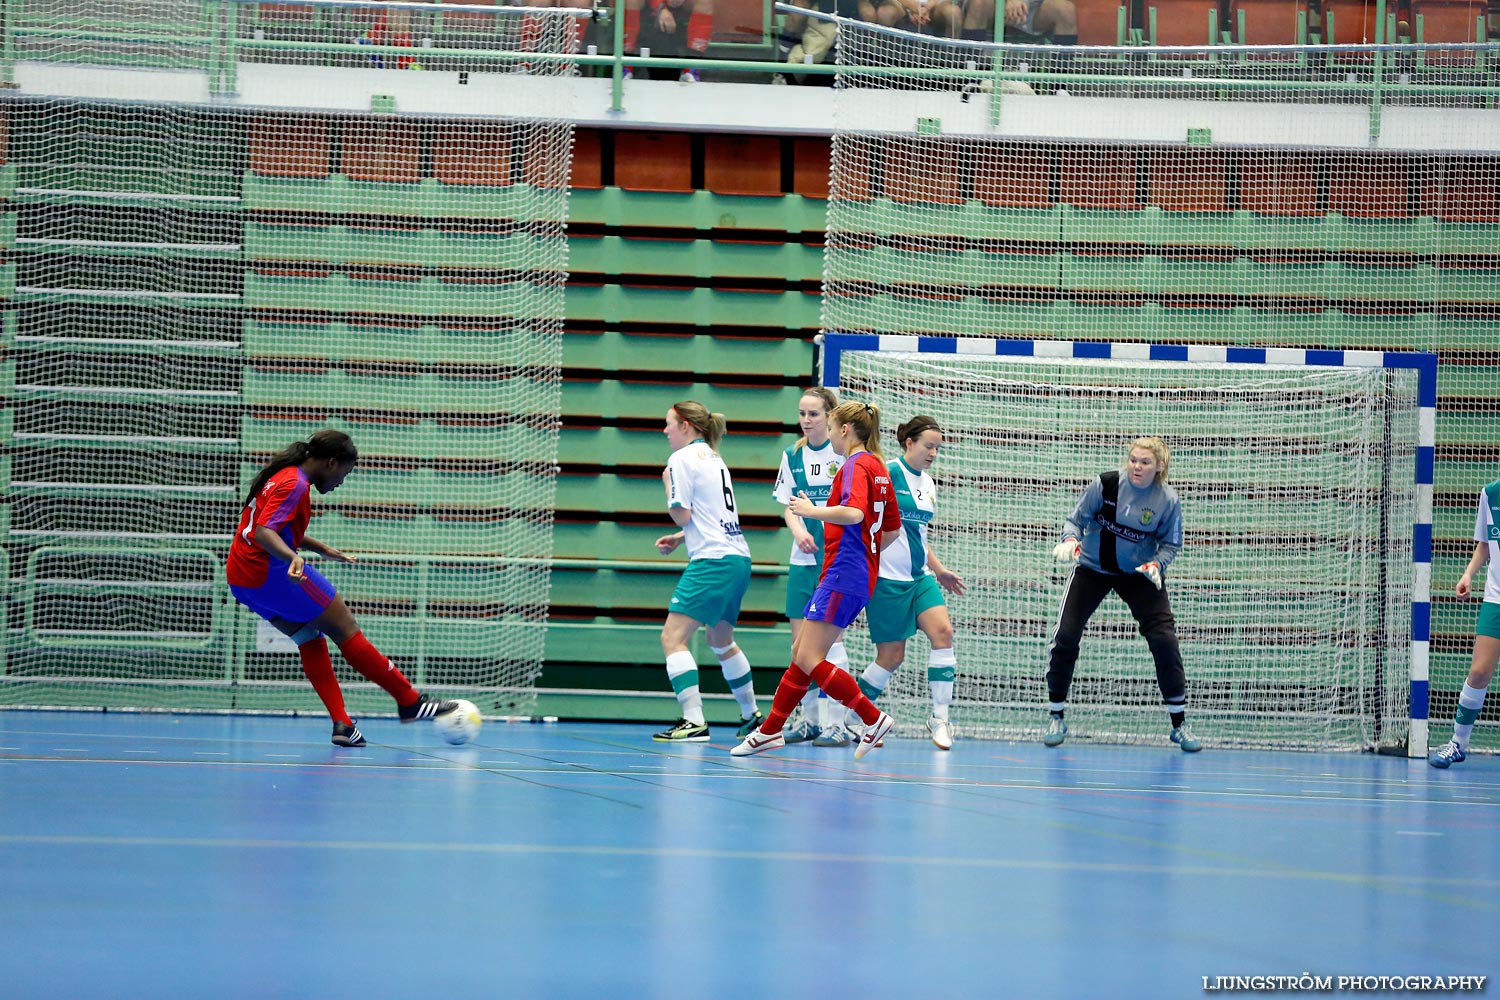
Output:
top-left (832, 345), bottom-right (1423, 752)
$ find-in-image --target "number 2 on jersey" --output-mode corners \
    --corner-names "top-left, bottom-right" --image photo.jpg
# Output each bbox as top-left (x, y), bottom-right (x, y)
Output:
top-left (868, 500), bottom-right (885, 553)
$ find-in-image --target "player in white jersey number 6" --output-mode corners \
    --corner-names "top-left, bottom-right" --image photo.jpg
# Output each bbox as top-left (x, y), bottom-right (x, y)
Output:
top-left (1044, 436), bottom-right (1203, 753)
top-left (854, 415), bottom-right (967, 750)
top-left (652, 401), bottom-right (763, 743)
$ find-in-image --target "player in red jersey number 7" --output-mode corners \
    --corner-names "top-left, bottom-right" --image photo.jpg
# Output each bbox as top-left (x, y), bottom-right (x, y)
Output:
top-left (225, 430), bottom-right (461, 747)
top-left (733, 402), bottom-right (902, 760)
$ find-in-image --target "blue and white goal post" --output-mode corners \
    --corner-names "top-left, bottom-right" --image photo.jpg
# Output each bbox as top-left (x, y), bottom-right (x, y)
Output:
top-left (821, 333), bottom-right (1437, 756)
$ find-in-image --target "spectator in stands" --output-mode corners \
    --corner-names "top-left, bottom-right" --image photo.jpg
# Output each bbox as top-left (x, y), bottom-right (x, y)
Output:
top-left (1002, 0), bottom-right (1077, 47)
top-left (624, 0), bottom-right (716, 82)
top-left (775, 0), bottom-right (844, 84)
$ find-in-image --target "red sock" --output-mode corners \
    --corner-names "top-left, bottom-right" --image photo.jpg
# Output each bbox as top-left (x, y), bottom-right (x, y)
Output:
top-left (624, 8), bottom-right (640, 52)
top-left (687, 10), bottom-right (712, 53)
top-left (298, 638), bottom-right (352, 725)
top-left (810, 660), bottom-right (882, 726)
top-left (761, 665), bottom-right (811, 735)
top-left (336, 631), bottom-right (419, 707)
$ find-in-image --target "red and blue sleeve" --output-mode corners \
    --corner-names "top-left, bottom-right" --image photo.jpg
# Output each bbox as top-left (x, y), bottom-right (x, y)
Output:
top-left (257, 473), bottom-right (307, 532)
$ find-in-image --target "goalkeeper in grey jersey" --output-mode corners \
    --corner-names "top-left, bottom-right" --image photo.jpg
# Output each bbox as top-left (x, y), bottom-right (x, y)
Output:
top-left (1044, 436), bottom-right (1203, 752)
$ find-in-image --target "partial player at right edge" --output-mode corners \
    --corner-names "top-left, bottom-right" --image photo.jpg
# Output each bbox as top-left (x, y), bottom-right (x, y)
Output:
top-left (1428, 478), bottom-right (1500, 768)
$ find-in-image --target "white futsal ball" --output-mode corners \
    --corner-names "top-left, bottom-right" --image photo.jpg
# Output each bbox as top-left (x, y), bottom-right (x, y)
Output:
top-left (434, 699), bottom-right (482, 745)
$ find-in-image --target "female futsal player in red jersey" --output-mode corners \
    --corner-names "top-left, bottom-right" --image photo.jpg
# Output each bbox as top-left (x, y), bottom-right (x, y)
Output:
top-left (226, 430), bottom-right (458, 746)
top-left (732, 401), bottom-right (902, 759)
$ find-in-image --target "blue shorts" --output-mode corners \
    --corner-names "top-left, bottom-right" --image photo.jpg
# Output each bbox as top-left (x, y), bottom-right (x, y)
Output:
top-left (803, 582), bottom-right (868, 630)
top-left (230, 563), bottom-right (337, 625)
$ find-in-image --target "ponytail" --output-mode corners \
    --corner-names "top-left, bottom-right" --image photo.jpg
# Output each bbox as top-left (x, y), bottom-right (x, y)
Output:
top-left (830, 401), bottom-right (883, 459)
top-left (671, 400), bottom-right (727, 452)
top-left (244, 430), bottom-right (357, 505)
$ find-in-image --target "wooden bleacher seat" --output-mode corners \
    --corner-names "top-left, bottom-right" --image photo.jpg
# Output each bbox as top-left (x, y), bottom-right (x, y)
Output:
top-left (1145, 0), bottom-right (1219, 46)
top-left (341, 120), bottom-right (421, 184)
top-left (1328, 156), bottom-right (1410, 218)
top-left (1422, 156), bottom-right (1500, 222)
top-left (1239, 152), bottom-right (1320, 216)
top-left (974, 146), bottom-right (1054, 208)
top-left (1071, 0), bottom-right (1128, 45)
top-left (883, 139), bottom-right (966, 205)
top-left (705, 135), bottom-right (782, 196)
top-left (614, 131), bottom-right (694, 193)
top-left (249, 114), bottom-right (331, 178)
top-left (1149, 149), bottom-right (1230, 213)
top-left (434, 122), bottom-right (511, 187)
top-left (1228, 0), bottom-right (1310, 44)
top-left (792, 137), bottom-right (831, 200)
top-left (1059, 147), bottom-right (1139, 211)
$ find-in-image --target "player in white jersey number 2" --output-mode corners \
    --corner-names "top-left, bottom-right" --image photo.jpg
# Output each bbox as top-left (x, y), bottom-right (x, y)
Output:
top-left (652, 401), bottom-right (763, 743)
top-left (852, 415), bottom-right (967, 749)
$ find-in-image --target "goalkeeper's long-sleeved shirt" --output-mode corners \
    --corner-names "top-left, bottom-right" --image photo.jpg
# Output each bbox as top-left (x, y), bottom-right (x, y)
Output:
top-left (1063, 473), bottom-right (1182, 577)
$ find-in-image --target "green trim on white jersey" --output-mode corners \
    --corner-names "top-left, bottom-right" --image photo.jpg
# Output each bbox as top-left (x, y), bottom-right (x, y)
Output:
top-left (773, 439), bottom-right (839, 568)
top-left (1477, 482), bottom-right (1500, 604)
top-left (880, 457), bottom-right (934, 582)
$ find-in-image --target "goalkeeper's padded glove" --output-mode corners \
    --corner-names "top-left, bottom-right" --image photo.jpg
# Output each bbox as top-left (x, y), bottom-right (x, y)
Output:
top-left (1136, 561), bottom-right (1162, 590)
top-left (1052, 539), bottom-right (1081, 563)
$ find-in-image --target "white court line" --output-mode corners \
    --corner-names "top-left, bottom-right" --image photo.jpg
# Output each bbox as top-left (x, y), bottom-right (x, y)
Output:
top-left (1077, 781), bottom-right (1117, 786)
top-left (1396, 830), bottom-right (1443, 836)
top-left (1151, 784), bottom-right (1190, 790)
top-left (53, 748), bottom-right (89, 752)
top-left (193, 752), bottom-right (228, 756)
top-left (263, 754), bottom-right (301, 758)
top-left (1225, 787), bottom-right (1265, 792)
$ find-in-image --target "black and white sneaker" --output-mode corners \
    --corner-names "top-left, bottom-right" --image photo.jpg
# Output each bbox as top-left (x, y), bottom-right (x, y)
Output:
top-left (398, 694), bottom-right (459, 724)
top-left (332, 721), bottom-right (366, 747)
top-left (652, 718), bottom-right (710, 742)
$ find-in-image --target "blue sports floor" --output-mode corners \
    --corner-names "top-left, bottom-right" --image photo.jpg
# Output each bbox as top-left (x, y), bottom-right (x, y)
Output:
top-left (1, 711), bottom-right (1496, 1000)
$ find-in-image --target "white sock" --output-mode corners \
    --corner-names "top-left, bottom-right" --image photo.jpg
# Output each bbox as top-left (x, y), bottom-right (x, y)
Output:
top-left (928, 647), bottom-right (956, 721)
top-left (828, 641), bottom-right (849, 672)
top-left (713, 644), bottom-right (757, 718)
top-left (860, 662), bottom-right (894, 702)
top-left (1454, 682), bottom-right (1489, 749)
top-left (665, 650), bottom-right (704, 726)
top-left (800, 679), bottom-right (820, 714)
